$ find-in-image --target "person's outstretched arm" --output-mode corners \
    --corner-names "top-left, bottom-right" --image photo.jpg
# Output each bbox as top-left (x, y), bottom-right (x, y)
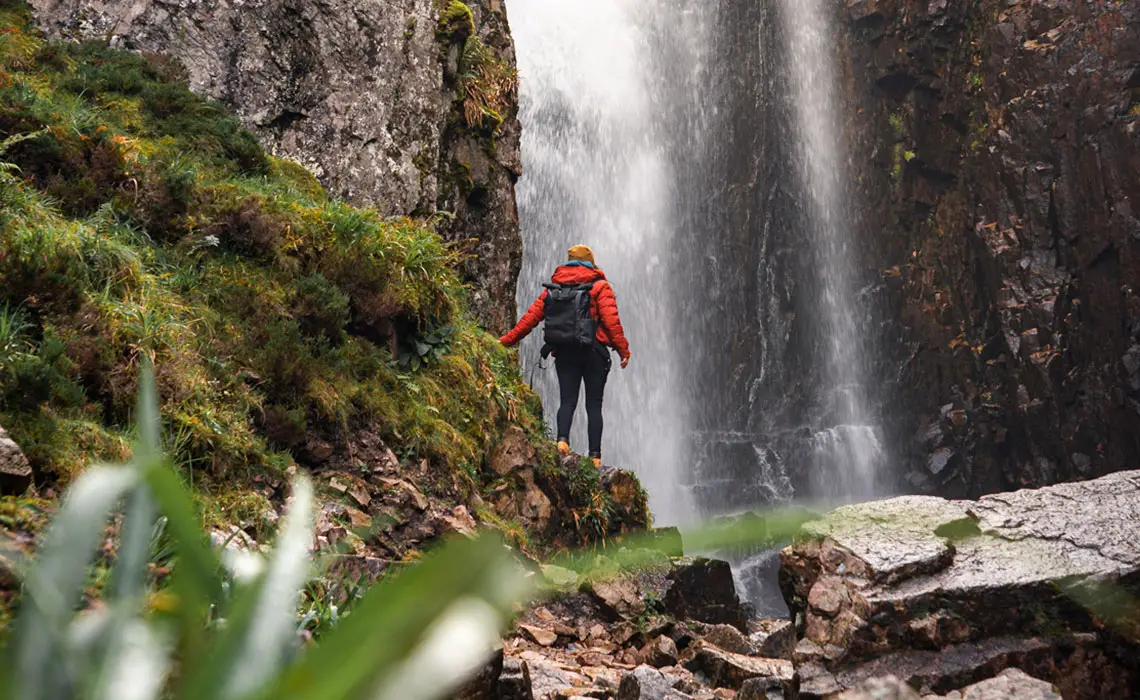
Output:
top-left (500, 291), bottom-right (547, 346)
top-left (595, 282), bottom-right (631, 367)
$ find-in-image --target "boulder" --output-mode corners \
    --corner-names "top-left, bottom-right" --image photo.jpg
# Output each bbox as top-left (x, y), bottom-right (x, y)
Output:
top-left (748, 619), bottom-right (795, 660)
top-left (684, 643), bottom-right (795, 692)
top-left (493, 468), bottom-right (554, 535)
top-left (0, 547), bottom-right (20, 589)
top-left (618, 665), bottom-right (692, 700)
top-left (947, 668), bottom-right (1061, 700)
top-left (585, 577), bottom-right (646, 621)
top-left (644, 635), bottom-right (679, 668)
top-left (781, 472), bottom-right (1140, 699)
top-left (702, 624), bottom-right (754, 656)
top-left (0, 426), bottom-right (33, 495)
top-left (522, 653), bottom-right (589, 700)
top-left (665, 558), bottom-right (749, 631)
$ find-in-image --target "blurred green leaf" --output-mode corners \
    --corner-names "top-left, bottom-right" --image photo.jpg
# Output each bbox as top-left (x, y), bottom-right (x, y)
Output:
top-left (12, 466), bottom-right (141, 700)
top-left (266, 534), bottom-right (530, 700)
top-left (141, 460), bottom-right (224, 666)
top-left (184, 475), bottom-right (314, 700)
top-left (91, 618), bottom-right (171, 700)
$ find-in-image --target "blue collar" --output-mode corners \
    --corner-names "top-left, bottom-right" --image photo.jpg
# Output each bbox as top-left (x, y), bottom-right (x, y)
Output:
top-left (565, 260), bottom-right (595, 269)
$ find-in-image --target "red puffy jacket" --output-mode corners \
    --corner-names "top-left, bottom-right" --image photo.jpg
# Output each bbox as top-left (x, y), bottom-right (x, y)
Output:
top-left (500, 264), bottom-right (631, 360)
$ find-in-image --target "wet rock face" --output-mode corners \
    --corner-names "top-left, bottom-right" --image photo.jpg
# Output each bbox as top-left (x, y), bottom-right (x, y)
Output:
top-left (841, 0), bottom-right (1140, 494)
top-left (28, 0), bottom-right (522, 331)
top-left (780, 471), bottom-right (1140, 699)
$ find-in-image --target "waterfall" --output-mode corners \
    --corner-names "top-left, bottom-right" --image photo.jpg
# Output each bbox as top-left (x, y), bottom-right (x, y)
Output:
top-left (509, 0), bottom-right (717, 525)
top-left (776, 0), bottom-right (885, 501)
top-left (508, 0), bottom-right (887, 542)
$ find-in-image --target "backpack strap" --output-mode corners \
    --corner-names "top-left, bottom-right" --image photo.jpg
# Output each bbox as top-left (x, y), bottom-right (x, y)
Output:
top-left (543, 282), bottom-right (596, 292)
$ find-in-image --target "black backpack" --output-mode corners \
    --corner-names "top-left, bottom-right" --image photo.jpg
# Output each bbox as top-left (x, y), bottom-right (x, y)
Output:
top-left (542, 281), bottom-right (597, 349)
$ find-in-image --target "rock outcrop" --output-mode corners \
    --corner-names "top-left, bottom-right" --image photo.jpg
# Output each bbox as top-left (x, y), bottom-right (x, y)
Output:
top-left (840, 0), bottom-right (1140, 494)
top-left (28, 0), bottom-right (522, 330)
top-left (780, 470), bottom-right (1140, 699)
top-left (0, 425), bottom-right (32, 495)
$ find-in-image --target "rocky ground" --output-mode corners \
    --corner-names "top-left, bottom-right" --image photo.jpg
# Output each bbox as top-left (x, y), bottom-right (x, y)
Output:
top-left (467, 470), bottom-right (1140, 699)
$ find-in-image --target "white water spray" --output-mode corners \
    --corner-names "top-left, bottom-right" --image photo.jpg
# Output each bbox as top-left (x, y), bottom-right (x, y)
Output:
top-left (509, 0), bottom-right (715, 525)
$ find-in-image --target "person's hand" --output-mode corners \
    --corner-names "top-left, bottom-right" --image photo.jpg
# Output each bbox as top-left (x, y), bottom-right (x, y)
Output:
top-left (621, 355), bottom-right (631, 369)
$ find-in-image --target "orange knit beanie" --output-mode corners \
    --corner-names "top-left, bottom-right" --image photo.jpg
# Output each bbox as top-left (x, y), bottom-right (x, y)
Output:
top-left (567, 245), bottom-right (596, 265)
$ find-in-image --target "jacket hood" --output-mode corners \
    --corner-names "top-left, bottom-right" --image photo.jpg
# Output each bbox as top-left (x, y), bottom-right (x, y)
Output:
top-left (552, 264), bottom-right (606, 285)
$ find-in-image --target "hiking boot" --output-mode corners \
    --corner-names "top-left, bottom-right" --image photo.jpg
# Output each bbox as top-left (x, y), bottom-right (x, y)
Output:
top-left (557, 441), bottom-right (570, 457)
top-left (592, 457), bottom-right (602, 468)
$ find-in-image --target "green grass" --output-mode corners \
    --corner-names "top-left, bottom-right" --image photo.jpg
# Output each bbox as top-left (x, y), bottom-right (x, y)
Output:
top-left (0, 7), bottom-right (544, 494)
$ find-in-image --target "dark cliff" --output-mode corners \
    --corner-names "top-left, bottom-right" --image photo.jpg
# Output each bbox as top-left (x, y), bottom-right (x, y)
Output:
top-left (28, 0), bottom-right (522, 331)
top-left (843, 0), bottom-right (1140, 496)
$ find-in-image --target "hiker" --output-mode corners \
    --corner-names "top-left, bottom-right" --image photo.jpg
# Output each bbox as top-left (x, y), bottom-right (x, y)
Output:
top-left (500, 245), bottom-right (631, 467)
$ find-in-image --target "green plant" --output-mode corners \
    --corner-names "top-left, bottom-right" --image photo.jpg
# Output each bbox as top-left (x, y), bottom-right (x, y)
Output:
top-left (397, 324), bottom-right (455, 371)
top-left (0, 365), bottom-right (533, 700)
top-left (455, 35), bottom-right (517, 133)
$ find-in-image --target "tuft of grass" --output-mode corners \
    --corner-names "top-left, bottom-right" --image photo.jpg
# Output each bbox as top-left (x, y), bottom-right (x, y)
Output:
top-left (456, 35), bottom-right (517, 134)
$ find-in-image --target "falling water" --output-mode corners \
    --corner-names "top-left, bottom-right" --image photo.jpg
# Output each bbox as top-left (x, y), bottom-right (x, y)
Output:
top-left (508, 0), bottom-right (886, 555)
top-left (776, 0), bottom-right (884, 500)
top-left (508, 0), bottom-right (717, 525)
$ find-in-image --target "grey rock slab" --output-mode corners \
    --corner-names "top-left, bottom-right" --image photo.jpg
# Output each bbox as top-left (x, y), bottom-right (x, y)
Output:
top-left (802, 634), bottom-right (1108, 699)
top-left (798, 496), bottom-right (971, 585)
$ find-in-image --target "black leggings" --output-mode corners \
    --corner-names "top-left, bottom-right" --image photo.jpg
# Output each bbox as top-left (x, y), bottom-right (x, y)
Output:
top-left (555, 345), bottom-right (611, 458)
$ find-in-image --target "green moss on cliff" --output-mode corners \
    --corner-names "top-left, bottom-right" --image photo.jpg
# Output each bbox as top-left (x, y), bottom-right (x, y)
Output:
top-left (437, 0), bottom-right (476, 42)
top-left (0, 10), bottom-right (543, 494)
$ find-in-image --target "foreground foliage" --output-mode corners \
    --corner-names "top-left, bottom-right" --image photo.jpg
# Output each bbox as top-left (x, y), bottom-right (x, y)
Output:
top-left (0, 367), bottom-right (531, 700)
